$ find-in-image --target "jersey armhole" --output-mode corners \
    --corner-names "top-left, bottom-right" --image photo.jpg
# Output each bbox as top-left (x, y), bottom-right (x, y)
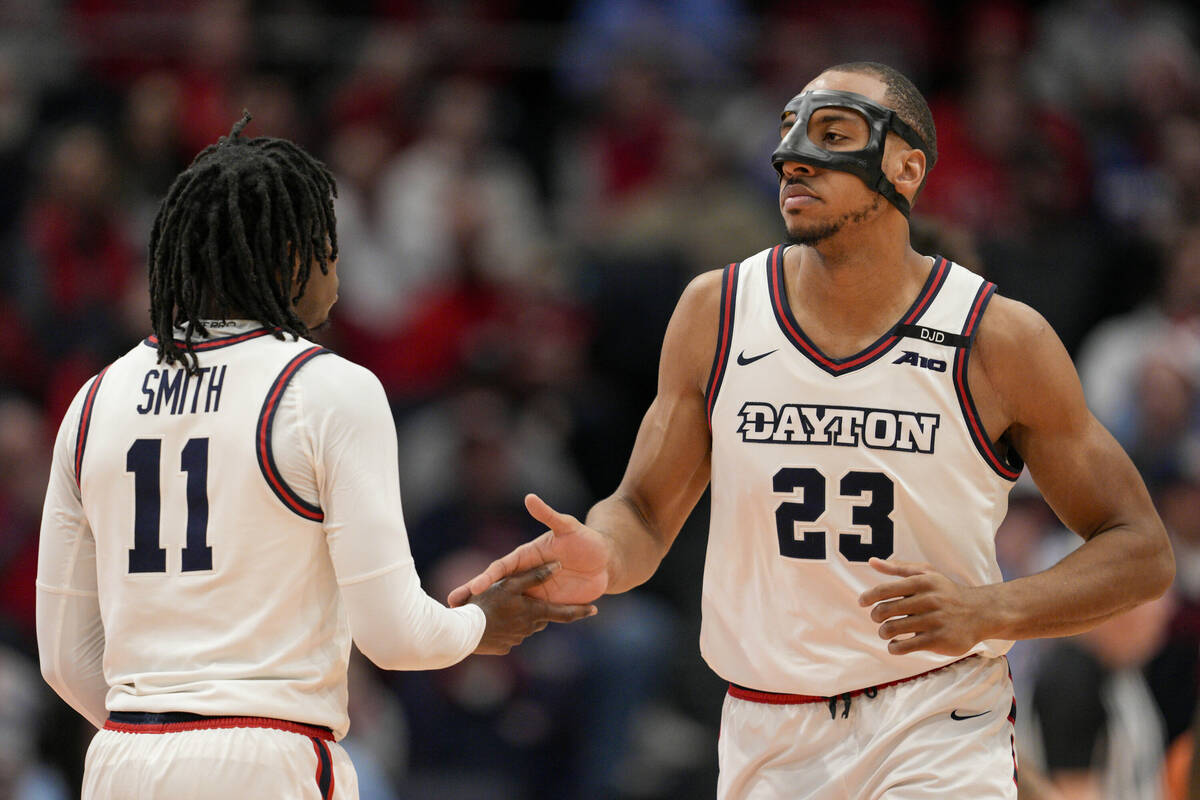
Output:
top-left (73, 366), bottom-right (111, 490)
top-left (256, 346), bottom-right (333, 521)
top-left (952, 282), bottom-right (1023, 481)
top-left (705, 262), bottom-right (740, 430)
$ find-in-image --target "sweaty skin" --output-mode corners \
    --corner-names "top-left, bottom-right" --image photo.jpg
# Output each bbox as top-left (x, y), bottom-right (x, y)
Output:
top-left (448, 69), bottom-right (1173, 659)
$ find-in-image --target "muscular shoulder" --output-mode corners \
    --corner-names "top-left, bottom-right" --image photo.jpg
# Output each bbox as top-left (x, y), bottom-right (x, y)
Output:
top-left (666, 268), bottom-right (728, 394)
top-left (973, 292), bottom-right (1085, 434)
top-left (973, 293), bottom-right (1055, 371)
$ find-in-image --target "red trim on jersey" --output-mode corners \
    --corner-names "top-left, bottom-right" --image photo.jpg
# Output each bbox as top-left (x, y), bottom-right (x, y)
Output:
top-left (311, 737), bottom-right (335, 799)
top-left (313, 739), bottom-right (325, 796)
top-left (104, 714), bottom-right (334, 741)
top-left (953, 283), bottom-right (1022, 481)
top-left (1011, 733), bottom-right (1019, 786)
top-left (705, 263), bottom-right (739, 429)
top-left (727, 656), bottom-right (973, 705)
top-left (144, 328), bottom-right (276, 351)
top-left (74, 366), bottom-right (111, 489)
top-left (256, 347), bottom-right (329, 521)
top-left (770, 246), bottom-right (949, 375)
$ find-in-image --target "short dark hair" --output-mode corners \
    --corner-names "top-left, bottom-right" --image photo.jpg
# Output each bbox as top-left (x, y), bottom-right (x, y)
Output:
top-left (148, 113), bottom-right (338, 373)
top-left (824, 61), bottom-right (938, 169)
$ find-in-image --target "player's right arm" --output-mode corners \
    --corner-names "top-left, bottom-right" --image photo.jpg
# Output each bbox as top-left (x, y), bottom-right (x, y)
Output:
top-left (449, 269), bottom-right (723, 606)
top-left (295, 358), bottom-right (591, 667)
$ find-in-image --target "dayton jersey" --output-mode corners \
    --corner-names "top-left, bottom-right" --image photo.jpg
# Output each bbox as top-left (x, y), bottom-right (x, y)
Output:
top-left (37, 321), bottom-right (482, 738)
top-left (702, 245), bottom-right (1022, 697)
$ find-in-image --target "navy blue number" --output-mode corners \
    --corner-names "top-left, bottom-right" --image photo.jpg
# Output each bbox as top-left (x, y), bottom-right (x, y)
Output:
top-left (126, 438), bottom-right (212, 574)
top-left (180, 438), bottom-right (212, 571)
top-left (127, 439), bottom-right (166, 573)
top-left (774, 467), bottom-right (826, 559)
top-left (774, 468), bottom-right (894, 562)
top-left (837, 471), bottom-right (894, 562)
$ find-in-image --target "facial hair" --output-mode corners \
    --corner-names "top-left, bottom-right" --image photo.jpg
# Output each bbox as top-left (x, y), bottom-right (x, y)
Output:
top-left (786, 193), bottom-right (884, 246)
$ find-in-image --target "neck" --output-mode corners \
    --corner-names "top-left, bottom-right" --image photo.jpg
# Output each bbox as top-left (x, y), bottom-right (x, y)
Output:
top-left (783, 215), bottom-right (933, 352)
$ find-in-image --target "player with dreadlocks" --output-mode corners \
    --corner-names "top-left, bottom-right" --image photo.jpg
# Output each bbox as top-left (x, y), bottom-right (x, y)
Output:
top-left (148, 112), bottom-right (338, 373)
top-left (38, 115), bottom-right (595, 799)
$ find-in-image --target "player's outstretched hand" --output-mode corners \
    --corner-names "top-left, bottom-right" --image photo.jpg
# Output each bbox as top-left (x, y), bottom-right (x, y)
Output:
top-left (469, 562), bottom-right (598, 655)
top-left (448, 493), bottom-right (612, 608)
top-left (857, 558), bottom-right (988, 657)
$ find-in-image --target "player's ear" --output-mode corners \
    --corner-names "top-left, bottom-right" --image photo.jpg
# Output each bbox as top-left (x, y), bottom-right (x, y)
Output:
top-left (888, 144), bottom-right (926, 204)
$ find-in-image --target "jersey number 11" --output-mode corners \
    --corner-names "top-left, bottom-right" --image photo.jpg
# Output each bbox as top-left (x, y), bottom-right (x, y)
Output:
top-left (126, 438), bottom-right (212, 574)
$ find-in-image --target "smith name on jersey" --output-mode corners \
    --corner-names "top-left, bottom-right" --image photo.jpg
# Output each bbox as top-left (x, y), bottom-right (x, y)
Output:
top-left (702, 245), bottom-right (1023, 698)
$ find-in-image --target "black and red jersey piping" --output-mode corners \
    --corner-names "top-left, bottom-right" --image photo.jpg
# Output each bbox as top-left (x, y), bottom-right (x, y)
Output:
top-left (768, 244), bottom-right (950, 376)
top-left (73, 366), bottom-right (111, 489)
top-left (953, 282), bottom-right (1023, 481)
top-left (705, 263), bottom-right (739, 429)
top-left (256, 346), bottom-right (332, 520)
top-left (142, 328), bottom-right (277, 351)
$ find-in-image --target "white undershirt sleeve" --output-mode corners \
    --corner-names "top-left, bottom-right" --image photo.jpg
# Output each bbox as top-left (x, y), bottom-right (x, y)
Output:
top-left (36, 382), bottom-right (109, 729)
top-left (277, 356), bottom-right (485, 668)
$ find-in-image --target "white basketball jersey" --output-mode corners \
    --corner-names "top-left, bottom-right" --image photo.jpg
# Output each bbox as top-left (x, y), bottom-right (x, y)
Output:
top-left (74, 326), bottom-right (351, 734)
top-left (702, 245), bottom-right (1021, 696)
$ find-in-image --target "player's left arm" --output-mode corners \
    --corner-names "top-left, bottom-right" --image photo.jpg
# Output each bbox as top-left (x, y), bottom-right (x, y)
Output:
top-left (861, 296), bottom-right (1174, 656)
top-left (36, 384), bottom-right (109, 728)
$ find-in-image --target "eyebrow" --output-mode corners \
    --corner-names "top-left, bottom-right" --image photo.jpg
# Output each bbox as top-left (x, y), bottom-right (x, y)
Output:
top-left (810, 110), bottom-right (860, 125)
top-left (779, 109), bottom-right (863, 126)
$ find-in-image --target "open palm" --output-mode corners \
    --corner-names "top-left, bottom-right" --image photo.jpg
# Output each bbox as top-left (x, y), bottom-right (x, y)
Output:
top-left (448, 494), bottom-right (611, 607)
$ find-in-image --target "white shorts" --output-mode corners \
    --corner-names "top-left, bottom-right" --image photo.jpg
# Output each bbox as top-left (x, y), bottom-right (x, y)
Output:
top-left (83, 716), bottom-right (359, 800)
top-left (717, 656), bottom-right (1018, 800)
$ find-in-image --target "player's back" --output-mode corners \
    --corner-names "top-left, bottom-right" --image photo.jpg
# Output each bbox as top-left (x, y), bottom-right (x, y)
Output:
top-left (75, 323), bottom-right (349, 731)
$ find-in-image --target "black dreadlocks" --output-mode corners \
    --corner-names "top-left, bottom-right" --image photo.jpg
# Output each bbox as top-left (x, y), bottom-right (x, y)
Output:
top-left (148, 112), bottom-right (338, 373)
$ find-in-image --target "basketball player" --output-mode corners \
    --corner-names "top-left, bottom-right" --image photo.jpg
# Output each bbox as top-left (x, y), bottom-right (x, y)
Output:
top-left (36, 116), bottom-right (595, 800)
top-left (448, 62), bottom-right (1175, 798)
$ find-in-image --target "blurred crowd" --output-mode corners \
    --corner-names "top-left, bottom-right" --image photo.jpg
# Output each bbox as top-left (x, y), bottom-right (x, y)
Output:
top-left (1, 0), bottom-right (1199, 798)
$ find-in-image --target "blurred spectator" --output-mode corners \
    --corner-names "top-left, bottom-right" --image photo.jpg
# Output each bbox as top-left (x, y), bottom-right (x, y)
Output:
top-left (762, 0), bottom-right (936, 86)
top-left (395, 381), bottom-right (676, 800)
top-left (334, 77), bottom-right (554, 399)
top-left (1028, 0), bottom-right (1196, 128)
top-left (175, 0), bottom-right (253, 154)
top-left (556, 0), bottom-right (745, 97)
top-left (327, 120), bottom-right (404, 330)
top-left (0, 48), bottom-right (34, 245)
top-left (556, 59), bottom-right (681, 240)
top-left (325, 26), bottom-right (425, 145)
top-left (1146, 113), bottom-right (1200, 245)
top-left (0, 645), bottom-right (69, 800)
top-left (342, 652), bottom-right (407, 800)
top-left (1076, 225), bottom-right (1200, 467)
top-left (594, 113), bottom-right (779, 277)
top-left (976, 131), bottom-right (1127, 355)
top-left (0, 396), bottom-right (50, 640)
top-left (116, 71), bottom-right (187, 243)
top-left (1030, 592), bottom-right (1176, 800)
top-left (18, 124), bottom-right (140, 415)
top-left (374, 76), bottom-right (547, 291)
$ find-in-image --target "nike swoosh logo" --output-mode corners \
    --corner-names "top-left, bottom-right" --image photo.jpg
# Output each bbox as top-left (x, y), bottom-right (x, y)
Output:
top-left (736, 349), bottom-right (777, 366)
top-left (950, 710), bottom-right (991, 721)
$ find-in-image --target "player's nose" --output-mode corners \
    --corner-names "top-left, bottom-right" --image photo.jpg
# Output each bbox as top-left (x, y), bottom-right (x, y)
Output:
top-left (779, 160), bottom-right (818, 179)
